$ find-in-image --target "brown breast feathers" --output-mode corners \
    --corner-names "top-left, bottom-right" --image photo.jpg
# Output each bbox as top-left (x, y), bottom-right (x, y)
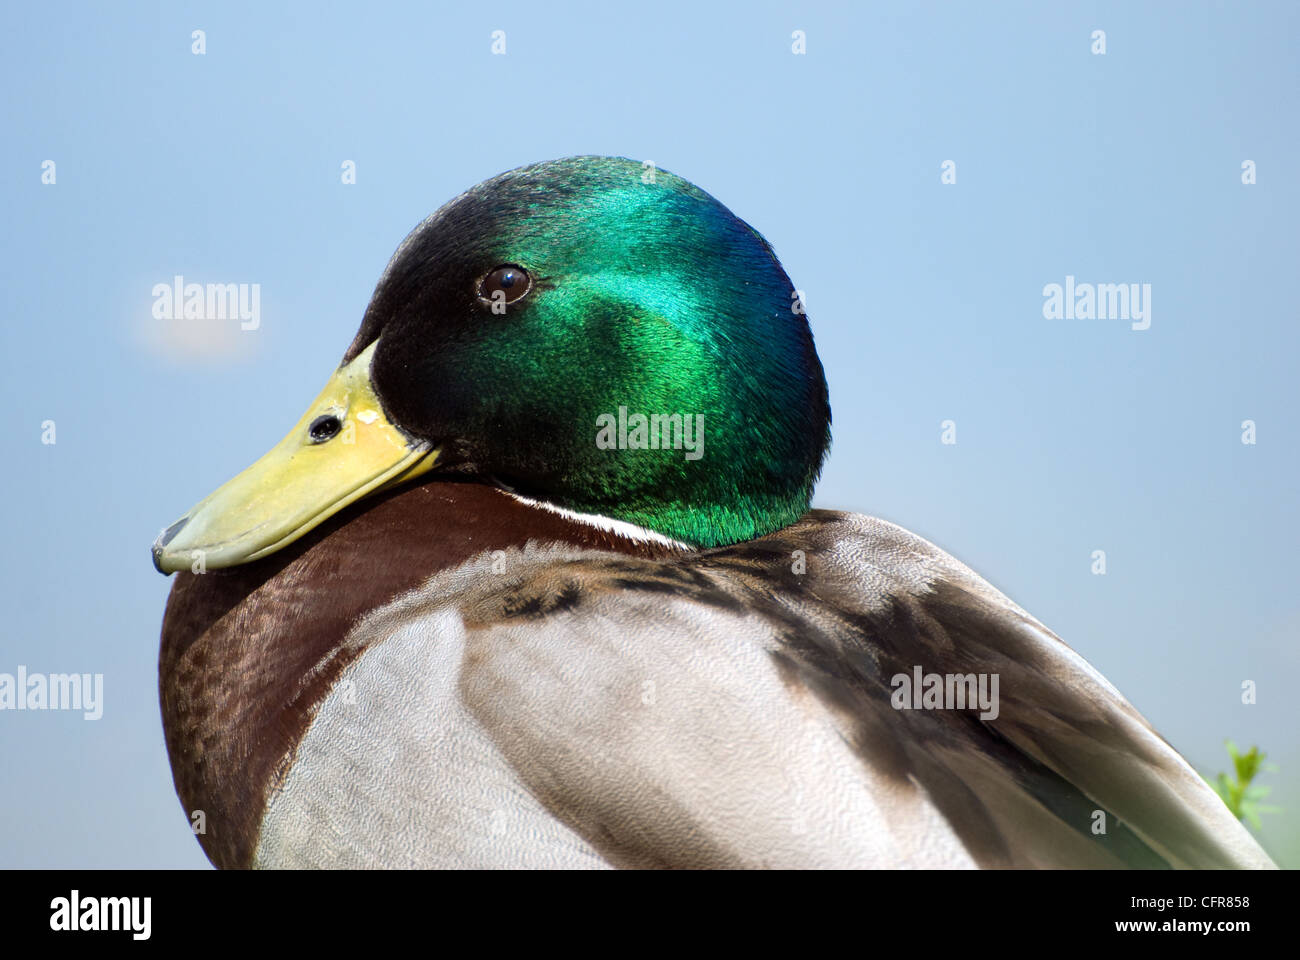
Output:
top-left (158, 479), bottom-right (666, 869)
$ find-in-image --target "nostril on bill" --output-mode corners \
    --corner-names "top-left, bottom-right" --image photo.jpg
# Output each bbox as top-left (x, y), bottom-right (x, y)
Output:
top-left (308, 415), bottom-right (343, 444)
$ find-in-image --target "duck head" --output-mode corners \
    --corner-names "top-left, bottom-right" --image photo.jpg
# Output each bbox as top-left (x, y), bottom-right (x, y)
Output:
top-left (152, 156), bottom-right (830, 572)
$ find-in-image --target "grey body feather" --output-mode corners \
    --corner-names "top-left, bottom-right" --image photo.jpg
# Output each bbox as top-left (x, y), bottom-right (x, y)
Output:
top-left (255, 511), bottom-right (1274, 869)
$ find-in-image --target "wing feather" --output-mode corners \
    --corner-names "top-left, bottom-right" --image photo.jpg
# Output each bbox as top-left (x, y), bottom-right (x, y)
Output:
top-left (402, 511), bottom-right (1273, 868)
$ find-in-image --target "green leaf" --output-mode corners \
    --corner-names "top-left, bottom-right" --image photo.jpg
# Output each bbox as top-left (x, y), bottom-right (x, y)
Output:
top-left (1206, 741), bottom-right (1279, 830)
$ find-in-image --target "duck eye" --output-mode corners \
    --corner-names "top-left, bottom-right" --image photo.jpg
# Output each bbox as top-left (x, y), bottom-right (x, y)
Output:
top-left (479, 264), bottom-right (532, 304)
top-left (308, 414), bottom-right (342, 444)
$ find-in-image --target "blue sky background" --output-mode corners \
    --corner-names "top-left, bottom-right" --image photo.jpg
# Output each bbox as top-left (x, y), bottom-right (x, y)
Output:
top-left (1, 1), bottom-right (1296, 868)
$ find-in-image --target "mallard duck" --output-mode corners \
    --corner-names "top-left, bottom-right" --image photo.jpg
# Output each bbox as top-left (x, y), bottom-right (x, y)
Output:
top-left (152, 156), bottom-right (1273, 870)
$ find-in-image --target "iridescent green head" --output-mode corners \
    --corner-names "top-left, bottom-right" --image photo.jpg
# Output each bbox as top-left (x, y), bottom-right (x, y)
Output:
top-left (153, 157), bottom-right (830, 572)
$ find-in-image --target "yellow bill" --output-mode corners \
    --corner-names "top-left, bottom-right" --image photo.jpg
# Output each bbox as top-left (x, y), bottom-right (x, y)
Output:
top-left (152, 340), bottom-right (438, 574)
